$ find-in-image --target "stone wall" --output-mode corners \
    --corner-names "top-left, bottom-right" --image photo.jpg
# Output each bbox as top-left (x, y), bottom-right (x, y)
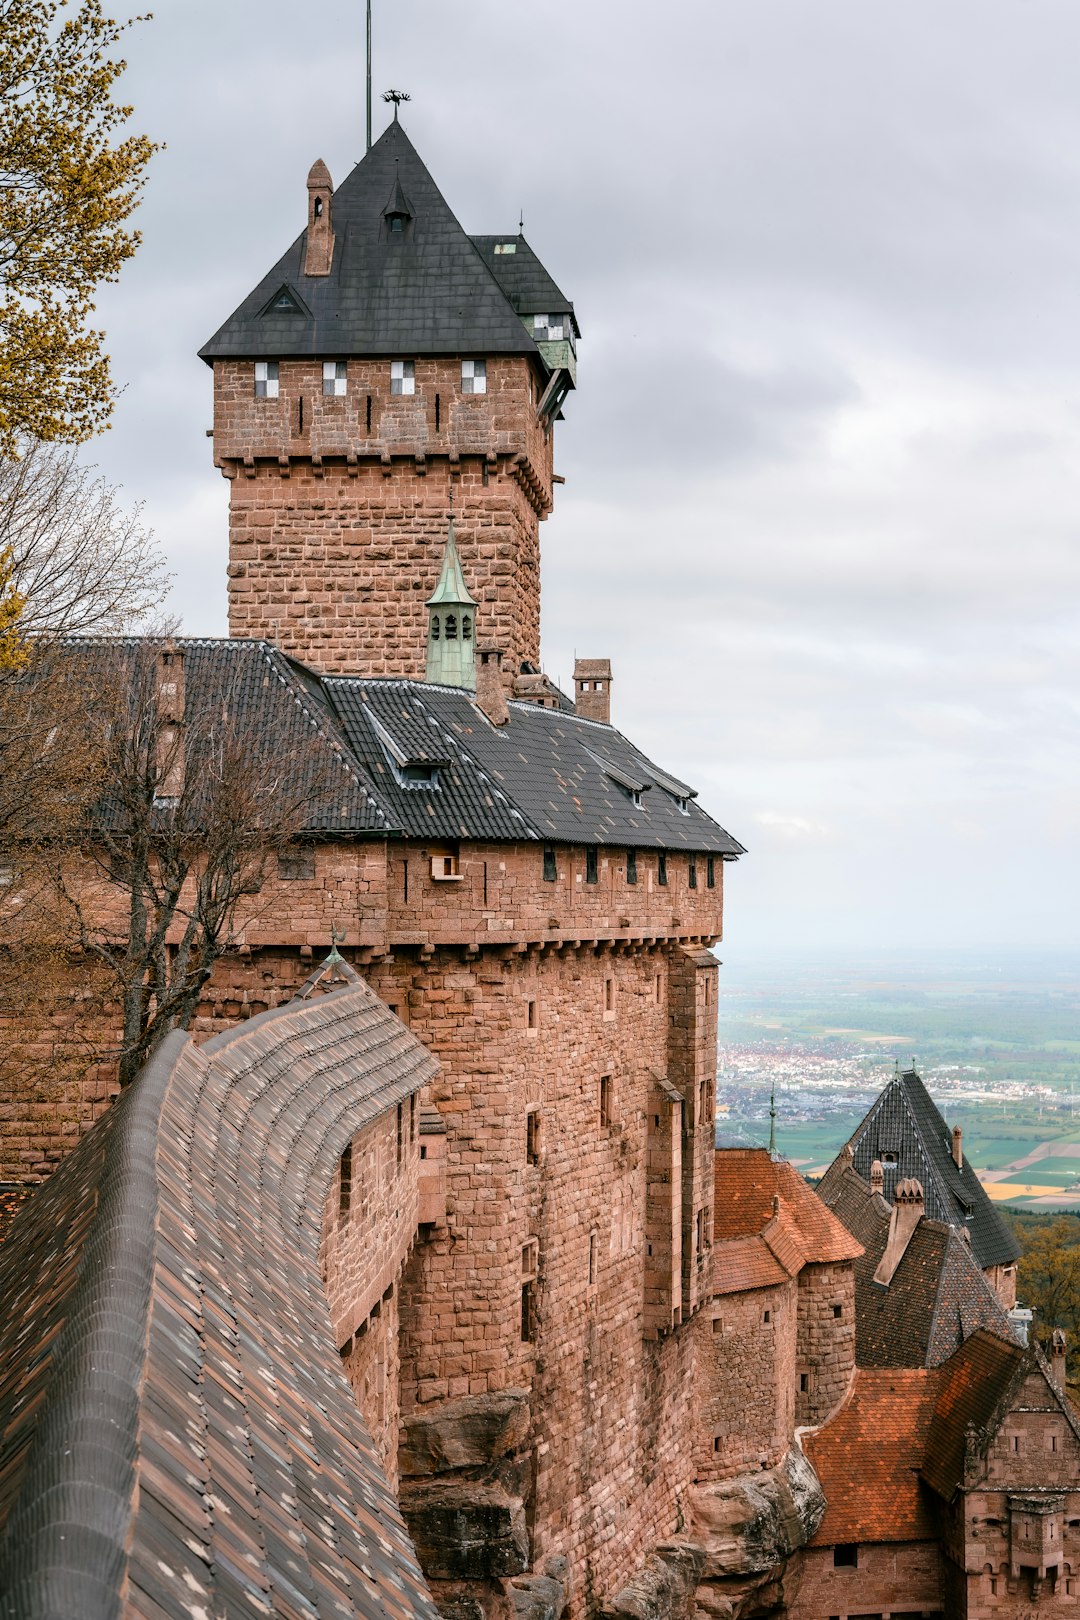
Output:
top-left (795, 1262), bottom-right (856, 1427)
top-left (699, 1284), bottom-right (796, 1479)
top-left (213, 355), bottom-right (554, 677)
top-left (788, 1540), bottom-right (943, 1618)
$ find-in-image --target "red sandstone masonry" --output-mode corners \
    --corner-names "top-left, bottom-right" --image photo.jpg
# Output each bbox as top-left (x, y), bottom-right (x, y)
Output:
top-left (795, 1261), bottom-right (856, 1427)
top-left (214, 356), bottom-right (554, 677)
top-left (698, 1284), bottom-right (795, 1478)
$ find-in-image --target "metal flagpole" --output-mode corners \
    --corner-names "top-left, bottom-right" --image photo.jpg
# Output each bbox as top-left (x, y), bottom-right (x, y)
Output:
top-left (366, 0), bottom-right (372, 151)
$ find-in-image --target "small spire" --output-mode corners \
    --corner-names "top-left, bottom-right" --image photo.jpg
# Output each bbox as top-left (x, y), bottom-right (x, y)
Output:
top-left (768, 1081), bottom-right (777, 1156)
top-left (426, 519), bottom-right (477, 610)
top-left (426, 520), bottom-right (478, 691)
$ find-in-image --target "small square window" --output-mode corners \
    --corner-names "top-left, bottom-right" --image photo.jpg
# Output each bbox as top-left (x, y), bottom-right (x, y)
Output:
top-left (657, 852), bottom-right (667, 887)
top-left (833, 1544), bottom-right (857, 1568)
top-left (323, 360), bottom-right (347, 396)
top-left (461, 358), bottom-right (487, 394)
top-left (586, 846), bottom-right (598, 884)
top-left (255, 360), bottom-right (279, 398)
top-left (391, 359), bottom-right (415, 395)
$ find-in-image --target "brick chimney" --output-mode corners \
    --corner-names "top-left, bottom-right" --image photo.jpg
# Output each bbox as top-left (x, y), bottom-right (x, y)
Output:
top-left (574, 658), bottom-right (612, 724)
top-left (870, 1159), bottom-right (884, 1194)
top-left (1052, 1328), bottom-right (1067, 1391)
top-left (873, 1178), bottom-right (925, 1287)
top-left (155, 640), bottom-right (185, 801)
top-left (303, 160), bottom-right (334, 276)
top-left (952, 1124), bottom-right (963, 1169)
top-left (476, 646), bottom-right (509, 727)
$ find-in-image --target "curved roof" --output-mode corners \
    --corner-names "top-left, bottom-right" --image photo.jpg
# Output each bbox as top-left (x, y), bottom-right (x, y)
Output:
top-left (0, 975), bottom-right (439, 1620)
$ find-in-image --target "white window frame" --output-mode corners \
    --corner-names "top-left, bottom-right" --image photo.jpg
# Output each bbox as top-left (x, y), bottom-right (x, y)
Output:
top-left (254, 360), bottom-right (279, 399)
top-left (390, 359), bottom-right (415, 396)
top-left (461, 358), bottom-right (487, 395)
top-left (323, 360), bottom-right (347, 396)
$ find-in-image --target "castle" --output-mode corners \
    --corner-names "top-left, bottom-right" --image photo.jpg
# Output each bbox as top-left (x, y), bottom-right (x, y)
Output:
top-left (0, 119), bottom-right (1077, 1620)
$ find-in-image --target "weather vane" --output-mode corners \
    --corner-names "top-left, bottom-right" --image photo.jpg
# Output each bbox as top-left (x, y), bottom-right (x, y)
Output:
top-left (383, 89), bottom-right (411, 122)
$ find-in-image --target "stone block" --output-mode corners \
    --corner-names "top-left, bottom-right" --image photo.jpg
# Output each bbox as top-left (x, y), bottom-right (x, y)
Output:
top-left (399, 1479), bottom-right (529, 1579)
top-left (400, 1389), bottom-right (531, 1476)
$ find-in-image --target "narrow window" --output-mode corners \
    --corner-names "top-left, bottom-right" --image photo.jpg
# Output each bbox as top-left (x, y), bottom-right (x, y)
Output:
top-left (339, 1141), bottom-right (352, 1220)
top-left (543, 846), bottom-right (557, 882)
top-left (699, 1077), bottom-right (708, 1124)
top-left (599, 1074), bottom-right (613, 1128)
top-left (1012, 1435), bottom-right (1021, 1453)
top-left (655, 972), bottom-right (662, 1003)
top-left (713, 1436), bottom-right (721, 1453)
top-left (314, 197), bottom-right (323, 218)
top-left (366, 394), bottom-right (372, 432)
top-left (604, 977), bottom-right (615, 1017)
top-left (390, 359), bottom-right (415, 395)
top-left (626, 848), bottom-right (637, 885)
top-left (397, 1102), bottom-right (404, 1166)
top-left (526, 1109), bottom-right (541, 1164)
top-left (689, 857), bottom-right (698, 890)
top-left (588, 1230), bottom-right (597, 1285)
top-left (432, 614), bottom-right (440, 641)
top-left (255, 360), bottom-right (279, 399)
top-left (410, 1093), bottom-right (416, 1143)
top-left (461, 358), bottom-right (487, 394)
top-left (462, 614), bottom-right (472, 640)
top-left (763, 1309), bottom-right (771, 1324)
top-left (521, 1242), bottom-right (538, 1342)
top-left (323, 360), bottom-right (347, 396)
top-left (403, 859), bottom-right (409, 904)
top-left (706, 854), bottom-right (716, 888)
top-left (833, 1304), bottom-right (842, 1318)
top-left (527, 998), bottom-right (539, 1033)
top-left (586, 846), bottom-right (598, 884)
top-left (800, 1372), bottom-right (809, 1393)
top-left (434, 392), bottom-right (441, 431)
top-left (298, 395), bottom-right (304, 432)
top-left (696, 1208), bottom-right (705, 1253)
top-left (657, 852), bottom-right (667, 887)
top-left (445, 613), bottom-right (458, 640)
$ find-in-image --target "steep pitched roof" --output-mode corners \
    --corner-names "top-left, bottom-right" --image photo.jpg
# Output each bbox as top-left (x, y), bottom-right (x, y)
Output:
top-left (818, 1159), bottom-right (1018, 1368)
top-left (0, 976), bottom-right (440, 1619)
top-left (470, 235), bottom-right (579, 333)
top-left (921, 1329), bottom-right (1028, 1500)
top-left (805, 1369), bottom-right (941, 1545)
top-left (200, 122), bottom-right (545, 361)
top-left (712, 1149), bottom-right (862, 1263)
top-left (819, 1068), bottom-right (1020, 1270)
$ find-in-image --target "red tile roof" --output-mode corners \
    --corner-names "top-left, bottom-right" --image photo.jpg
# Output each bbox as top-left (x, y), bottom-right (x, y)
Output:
top-left (713, 1149), bottom-right (862, 1265)
top-left (711, 1235), bottom-right (790, 1296)
top-left (921, 1328), bottom-right (1025, 1500)
top-left (806, 1369), bottom-right (942, 1545)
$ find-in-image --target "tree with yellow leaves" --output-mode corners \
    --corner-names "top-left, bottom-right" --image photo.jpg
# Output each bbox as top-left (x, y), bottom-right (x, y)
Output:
top-left (0, 545), bottom-right (26, 668)
top-left (0, 1), bottom-right (157, 452)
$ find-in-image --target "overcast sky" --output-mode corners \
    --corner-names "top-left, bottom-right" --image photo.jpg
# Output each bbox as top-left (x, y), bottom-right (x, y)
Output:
top-left (85, 0), bottom-right (1080, 960)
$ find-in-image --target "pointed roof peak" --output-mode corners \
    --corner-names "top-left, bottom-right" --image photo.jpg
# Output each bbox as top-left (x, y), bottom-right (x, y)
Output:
top-left (426, 520), bottom-right (477, 609)
top-left (383, 170), bottom-right (413, 221)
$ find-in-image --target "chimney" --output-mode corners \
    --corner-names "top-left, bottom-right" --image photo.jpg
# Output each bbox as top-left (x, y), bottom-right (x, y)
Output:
top-left (952, 1124), bottom-right (963, 1169)
top-left (574, 658), bottom-right (612, 724)
top-left (873, 1178), bottom-right (925, 1287)
top-left (1052, 1328), bottom-right (1067, 1391)
top-left (870, 1159), bottom-right (885, 1194)
top-left (303, 160), bottom-right (334, 276)
top-left (476, 646), bottom-right (509, 727)
top-left (155, 640), bottom-right (185, 800)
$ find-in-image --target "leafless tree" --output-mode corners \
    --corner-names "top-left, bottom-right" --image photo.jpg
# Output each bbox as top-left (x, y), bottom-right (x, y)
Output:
top-left (56, 638), bottom-right (342, 1086)
top-left (0, 436), bottom-right (169, 638)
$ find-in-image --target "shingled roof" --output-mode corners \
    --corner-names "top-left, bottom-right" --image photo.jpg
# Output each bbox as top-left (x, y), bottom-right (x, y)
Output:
top-left (0, 975), bottom-right (439, 1620)
top-left (816, 1068), bottom-right (1020, 1271)
top-left (709, 1150), bottom-right (861, 1297)
top-left (817, 1159), bottom-right (1017, 1369)
top-left (200, 122), bottom-right (559, 361)
top-left (805, 1369), bottom-right (941, 1545)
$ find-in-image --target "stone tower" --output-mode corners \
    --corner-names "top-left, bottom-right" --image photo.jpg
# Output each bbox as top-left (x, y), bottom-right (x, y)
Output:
top-left (200, 120), bottom-right (578, 679)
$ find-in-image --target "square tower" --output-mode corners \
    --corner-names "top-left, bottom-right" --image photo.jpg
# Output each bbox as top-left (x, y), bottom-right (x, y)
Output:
top-left (200, 120), bottom-right (578, 679)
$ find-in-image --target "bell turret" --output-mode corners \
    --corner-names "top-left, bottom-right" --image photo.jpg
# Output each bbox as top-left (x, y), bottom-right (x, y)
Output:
top-left (425, 521), bottom-right (478, 691)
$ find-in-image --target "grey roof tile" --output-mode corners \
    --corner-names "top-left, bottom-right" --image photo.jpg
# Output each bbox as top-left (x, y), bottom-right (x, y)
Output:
top-left (200, 123), bottom-right (545, 362)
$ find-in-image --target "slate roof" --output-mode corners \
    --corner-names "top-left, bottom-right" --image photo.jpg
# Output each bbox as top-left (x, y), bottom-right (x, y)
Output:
top-left (324, 676), bottom-right (745, 852)
top-left (805, 1369), bottom-right (941, 1545)
top-left (200, 122), bottom-right (560, 362)
top-left (817, 1160), bottom-right (1018, 1369)
top-left (816, 1068), bottom-right (1020, 1271)
top-left (0, 973), bottom-right (439, 1620)
top-left (470, 236), bottom-right (579, 333)
top-left (55, 640), bottom-right (744, 856)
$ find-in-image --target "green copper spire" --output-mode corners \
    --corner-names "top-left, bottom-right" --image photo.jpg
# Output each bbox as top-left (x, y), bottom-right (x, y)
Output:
top-left (426, 519), bottom-right (478, 691)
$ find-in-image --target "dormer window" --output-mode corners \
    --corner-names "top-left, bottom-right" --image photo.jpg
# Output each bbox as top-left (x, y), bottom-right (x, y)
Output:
top-left (389, 214), bottom-right (404, 233)
top-left (323, 360), bottom-right (346, 396)
top-left (461, 359), bottom-right (487, 395)
top-left (254, 360), bottom-right (279, 399)
top-left (391, 359), bottom-right (415, 396)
